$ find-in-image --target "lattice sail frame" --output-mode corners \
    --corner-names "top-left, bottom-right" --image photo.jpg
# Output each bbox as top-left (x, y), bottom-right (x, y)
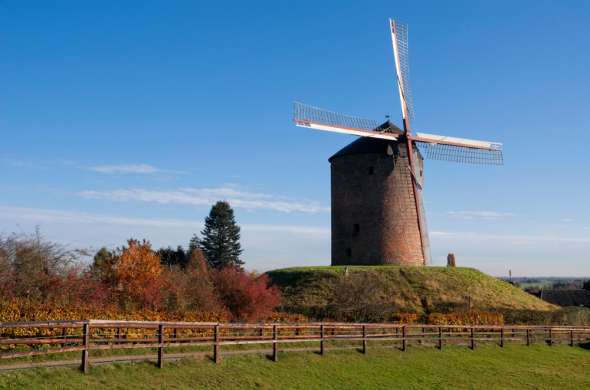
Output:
top-left (293, 102), bottom-right (382, 131)
top-left (416, 141), bottom-right (504, 165)
top-left (293, 102), bottom-right (504, 165)
top-left (391, 20), bottom-right (414, 120)
top-left (293, 102), bottom-right (400, 141)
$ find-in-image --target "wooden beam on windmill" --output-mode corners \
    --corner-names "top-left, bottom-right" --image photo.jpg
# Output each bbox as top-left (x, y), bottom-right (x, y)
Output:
top-left (293, 102), bottom-right (402, 141)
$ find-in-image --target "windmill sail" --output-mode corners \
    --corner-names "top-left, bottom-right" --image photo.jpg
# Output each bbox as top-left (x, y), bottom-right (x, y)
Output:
top-left (390, 19), bottom-right (413, 120)
top-left (293, 102), bottom-right (401, 141)
top-left (414, 132), bottom-right (504, 165)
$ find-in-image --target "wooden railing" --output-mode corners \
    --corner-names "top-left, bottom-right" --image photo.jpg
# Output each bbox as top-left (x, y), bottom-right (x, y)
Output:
top-left (1, 320), bottom-right (589, 373)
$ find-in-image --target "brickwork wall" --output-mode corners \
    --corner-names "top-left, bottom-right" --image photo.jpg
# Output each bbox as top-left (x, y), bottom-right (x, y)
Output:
top-left (330, 141), bottom-right (425, 266)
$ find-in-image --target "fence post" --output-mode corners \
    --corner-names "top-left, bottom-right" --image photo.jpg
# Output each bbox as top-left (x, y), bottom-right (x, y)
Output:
top-left (320, 324), bottom-right (325, 355)
top-left (470, 327), bottom-right (475, 350)
top-left (80, 322), bottom-right (90, 374)
top-left (157, 323), bottom-right (164, 368)
top-left (61, 327), bottom-right (67, 348)
top-left (361, 325), bottom-right (367, 354)
top-left (438, 327), bottom-right (442, 350)
top-left (214, 324), bottom-right (221, 363)
top-left (570, 329), bottom-right (574, 347)
top-left (272, 324), bottom-right (278, 362)
top-left (526, 328), bottom-right (530, 346)
top-left (401, 326), bottom-right (406, 351)
top-left (548, 328), bottom-right (552, 346)
top-left (500, 327), bottom-right (504, 347)
top-left (173, 328), bottom-right (178, 341)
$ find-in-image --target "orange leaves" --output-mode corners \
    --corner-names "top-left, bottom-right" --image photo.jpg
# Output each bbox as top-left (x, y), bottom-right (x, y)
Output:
top-left (115, 239), bottom-right (163, 308)
top-left (116, 239), bottom-right (162, 285)
top-left (0, 297), bottom-right (229, 341)
top-left (426, 311), bottom-right (504, 326)
top-left (392, 313), bottom-right (419, 324)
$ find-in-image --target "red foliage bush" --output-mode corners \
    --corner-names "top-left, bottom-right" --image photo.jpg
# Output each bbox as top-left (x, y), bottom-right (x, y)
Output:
top-left (57, 268), bottom-right (112, 308)
top-left (214, 267), bottom-right (281, 322)
top-left (160, 250), bottom-right (225, 315)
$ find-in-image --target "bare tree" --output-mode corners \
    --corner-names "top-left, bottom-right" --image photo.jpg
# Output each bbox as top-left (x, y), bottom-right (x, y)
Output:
top-left (0, 230), bottom-right (83, 302)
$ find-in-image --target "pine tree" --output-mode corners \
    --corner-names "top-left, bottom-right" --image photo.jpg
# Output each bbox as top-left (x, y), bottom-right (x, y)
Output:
top-left (201, 201), bottom-right (244, 269)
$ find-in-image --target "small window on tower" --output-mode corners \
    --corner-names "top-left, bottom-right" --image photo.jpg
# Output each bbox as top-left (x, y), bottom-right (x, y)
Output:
top-left (353, 223), bottom-right (360, 236)
top-left (346, 248), bottom-right (352, 257)
top-left (368, 166), bottom-right (374, 175)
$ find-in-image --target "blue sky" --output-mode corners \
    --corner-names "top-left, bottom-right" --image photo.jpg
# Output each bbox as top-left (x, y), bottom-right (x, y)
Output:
top-left (1, 1), bottom-right (589, 276)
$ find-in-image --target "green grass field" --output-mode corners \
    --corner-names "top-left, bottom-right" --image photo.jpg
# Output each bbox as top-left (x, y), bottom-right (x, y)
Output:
top-left (1, 345), bottom-right (588, 389)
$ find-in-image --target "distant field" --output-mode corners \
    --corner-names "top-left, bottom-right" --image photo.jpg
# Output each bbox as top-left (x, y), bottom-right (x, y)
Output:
top-left (509, 277), bottom-right (588, 290)
top-left (1, 345), bottom-right (588, 389)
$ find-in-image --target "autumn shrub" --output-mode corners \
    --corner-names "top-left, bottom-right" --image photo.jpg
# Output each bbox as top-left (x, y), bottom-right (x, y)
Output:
top-left (426, 311), bottom-right (504, 326)
top-left (267, 312), bottom-right (309, 323)
top-left (0, 233), bottom-right (283, 325)
top-left (0, 245), bottom-right (14, 298)
top-left (161, 250), bottom-right (224, 314)
top-left (51, 268), bottom-right (111, 308)
top-left (114, 239), bottom-right (164, 309)
top-left (0, 297), bottom-right (228, 342)
top-left (392, 313), bottom-right (419, 324)
top-left (214, 267), bottom-right (281, 322)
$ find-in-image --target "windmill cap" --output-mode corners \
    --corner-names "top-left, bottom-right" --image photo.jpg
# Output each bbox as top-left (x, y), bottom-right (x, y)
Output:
top-left (328, 136), bottom-right (402, 162)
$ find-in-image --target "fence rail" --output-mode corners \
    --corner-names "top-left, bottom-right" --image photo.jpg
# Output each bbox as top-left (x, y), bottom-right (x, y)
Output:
top-left (1, 320), bottom-right (589, 373)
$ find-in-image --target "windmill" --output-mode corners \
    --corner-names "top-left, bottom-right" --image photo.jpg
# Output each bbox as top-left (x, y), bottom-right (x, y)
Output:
top-left (293, 19), bottom-right (503, 266)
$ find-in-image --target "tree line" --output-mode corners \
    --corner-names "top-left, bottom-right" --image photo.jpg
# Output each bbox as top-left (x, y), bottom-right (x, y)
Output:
top-left (123, 200), bottom-right (245, 270)
top-left (0, 201), bottom-right (280, 322)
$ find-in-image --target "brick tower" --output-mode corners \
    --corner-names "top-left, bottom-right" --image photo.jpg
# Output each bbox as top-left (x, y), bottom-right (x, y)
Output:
top-left (329, 136), bottom-right (427, 266)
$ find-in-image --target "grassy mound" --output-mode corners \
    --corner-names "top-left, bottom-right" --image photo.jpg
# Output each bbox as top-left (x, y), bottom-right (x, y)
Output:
top-left (1, 346), bottom-right (588, 389)
top-left (267, 266), bottom-right (557, 319)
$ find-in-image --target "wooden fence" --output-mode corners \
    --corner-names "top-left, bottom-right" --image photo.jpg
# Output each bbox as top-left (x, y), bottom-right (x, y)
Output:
top-left (1, 320), bottom-right (589, 373)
